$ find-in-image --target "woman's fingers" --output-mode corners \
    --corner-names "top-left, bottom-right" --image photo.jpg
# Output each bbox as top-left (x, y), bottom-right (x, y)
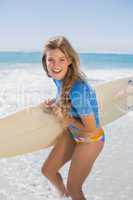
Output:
top-left (40, 100), bottom-right (54, 111)
top-left (40, 98), bottom-right (55, 107)
top-left (51, 105), bottom-right (64, 120)
top-left (45, 98), bottom-right (51, 105)
top-left (46, 98), bottom-right (56, 105)
top-left (40, 101), bottom-right (64, 121)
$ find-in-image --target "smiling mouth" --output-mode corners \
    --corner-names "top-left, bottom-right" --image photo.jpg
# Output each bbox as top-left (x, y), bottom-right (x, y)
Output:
top-left (52, 68), bottom-right (62, 73)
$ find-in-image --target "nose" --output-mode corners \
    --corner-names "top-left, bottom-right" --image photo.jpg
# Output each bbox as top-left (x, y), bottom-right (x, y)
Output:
top-left (52, 60), bottom-right (61, 67)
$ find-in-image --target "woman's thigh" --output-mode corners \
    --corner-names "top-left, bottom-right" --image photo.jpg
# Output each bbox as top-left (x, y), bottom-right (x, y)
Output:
top-left (67, 140), bottom-right (104, 188)
top-left (42, 128), bottom-right (76, 174)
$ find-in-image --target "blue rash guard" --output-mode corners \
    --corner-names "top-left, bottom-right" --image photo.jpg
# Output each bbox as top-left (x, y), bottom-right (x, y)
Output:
top-left (53, 78), bottom-right (101, 132)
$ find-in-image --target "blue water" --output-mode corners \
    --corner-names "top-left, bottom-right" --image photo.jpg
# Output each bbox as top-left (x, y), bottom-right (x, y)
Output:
top-left (0, 52), bottom-right (133, 69)
top-left (0, 52), bottom-right (41, 64)
top-left (80, 53), bottom-right (133, 69)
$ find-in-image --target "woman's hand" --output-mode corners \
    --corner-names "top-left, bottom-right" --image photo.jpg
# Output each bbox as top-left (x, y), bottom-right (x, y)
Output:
top-left (40, 98), bottom-right (56, 112)
top-left (51, 104), bottom-right (64, 121)
top-left (41, 98), bottom-right (56, 107)
top-left (50, 104), bottom-right (74, 127)
top-left (40, 99), bottom-right (74, 127)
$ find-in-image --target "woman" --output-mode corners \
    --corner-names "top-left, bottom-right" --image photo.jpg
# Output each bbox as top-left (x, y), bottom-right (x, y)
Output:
top-left (41, 36), bottom-right (105, 200)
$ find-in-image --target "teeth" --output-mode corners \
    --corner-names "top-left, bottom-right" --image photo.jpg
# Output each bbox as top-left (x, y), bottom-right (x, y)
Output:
top-left (53, 68), bottom-right (62, 72)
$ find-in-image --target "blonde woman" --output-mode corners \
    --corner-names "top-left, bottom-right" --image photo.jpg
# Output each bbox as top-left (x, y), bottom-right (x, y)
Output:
top-left (41, 36), bottom-right (105, 200)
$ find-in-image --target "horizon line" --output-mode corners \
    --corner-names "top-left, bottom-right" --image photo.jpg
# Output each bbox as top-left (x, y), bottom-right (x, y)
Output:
top-left (0, 50), bottom-right (133, 56)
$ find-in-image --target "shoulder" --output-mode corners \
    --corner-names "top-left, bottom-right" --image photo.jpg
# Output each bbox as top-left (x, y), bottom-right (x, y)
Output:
top-left (70, 79), bottom-right (94, 96)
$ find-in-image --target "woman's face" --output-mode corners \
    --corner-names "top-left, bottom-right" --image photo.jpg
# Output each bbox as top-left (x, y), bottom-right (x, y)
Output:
top-left (45, 48), bottom-right (71, 80)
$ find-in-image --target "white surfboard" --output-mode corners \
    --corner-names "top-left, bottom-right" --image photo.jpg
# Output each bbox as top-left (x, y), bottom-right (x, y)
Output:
top-left (0, 76), bottom-right (132, 157)
top-left (95, 76), bottom-right (133, 125)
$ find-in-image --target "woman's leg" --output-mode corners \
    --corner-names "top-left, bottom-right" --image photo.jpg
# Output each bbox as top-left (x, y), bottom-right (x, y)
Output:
top-left (41, 128), bottom-right (76, 197)
top-left (67, 140), bottom-right (105, 200)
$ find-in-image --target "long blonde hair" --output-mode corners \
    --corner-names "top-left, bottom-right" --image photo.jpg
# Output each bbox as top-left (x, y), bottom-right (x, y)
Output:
top-left (42, 36), bottom-right (87, 116)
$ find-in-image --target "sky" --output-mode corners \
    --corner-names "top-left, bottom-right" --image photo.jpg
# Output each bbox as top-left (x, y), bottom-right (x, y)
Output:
top-left (0, 0), bottom-right (133, 53)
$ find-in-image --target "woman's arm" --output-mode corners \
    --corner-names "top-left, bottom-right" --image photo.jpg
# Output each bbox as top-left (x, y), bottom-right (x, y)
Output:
top-left (50, 104), bottom-right (104, 139)
top-left (63, 116), bottom-right (86, 131)
top-left (64, 115), bottom-right (104, 139)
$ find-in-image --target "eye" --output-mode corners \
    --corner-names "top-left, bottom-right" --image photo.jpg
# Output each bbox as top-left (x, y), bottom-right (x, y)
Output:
top-left (47, 58), bottom-right (53, 62)
top-left (60, 59), bottom-right (65, 61)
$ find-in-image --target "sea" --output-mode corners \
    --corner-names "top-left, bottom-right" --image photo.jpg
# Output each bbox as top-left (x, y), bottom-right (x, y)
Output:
top-left (0, 52), bottom-right (133, 200)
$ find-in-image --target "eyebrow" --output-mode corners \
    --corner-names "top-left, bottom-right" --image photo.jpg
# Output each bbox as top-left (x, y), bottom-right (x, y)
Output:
top-left (47, 56), bottom-right (65, 59)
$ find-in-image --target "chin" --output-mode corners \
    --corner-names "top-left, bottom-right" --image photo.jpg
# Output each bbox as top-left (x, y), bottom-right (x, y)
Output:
top-left (52, 73), bottom-right (65, 80)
